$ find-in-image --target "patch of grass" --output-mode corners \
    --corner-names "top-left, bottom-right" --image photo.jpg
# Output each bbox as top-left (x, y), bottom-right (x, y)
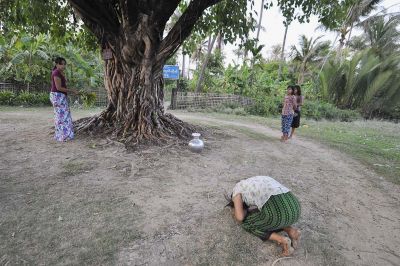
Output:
top-left (297, 119), bottom-right (400, 184)
top-left (225, 125), bottom-right (275, 141)
top-left (61, 161), bottom-right (95, 177)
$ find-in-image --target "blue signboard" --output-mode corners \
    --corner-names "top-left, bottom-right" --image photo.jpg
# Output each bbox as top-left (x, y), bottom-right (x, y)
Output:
top-left (163, 65), bottom-right (180, 80)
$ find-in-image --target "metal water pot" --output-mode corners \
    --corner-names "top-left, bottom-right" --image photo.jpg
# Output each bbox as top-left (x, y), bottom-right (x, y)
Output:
top-left (188, 133), bottom-right (204, 153)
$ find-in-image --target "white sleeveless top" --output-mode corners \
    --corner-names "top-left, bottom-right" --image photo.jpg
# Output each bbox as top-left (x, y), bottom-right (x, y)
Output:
top-left (232, 176), bottom-right (290, 210)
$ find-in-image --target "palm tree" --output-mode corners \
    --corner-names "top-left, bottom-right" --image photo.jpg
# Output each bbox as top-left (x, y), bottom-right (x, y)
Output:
top-left (319, 14), bottom-right (400, 118)
top-left (339, 0), bottom-right (382, 45)
top-left (195, 35), bottom-right (217, 92)
top-left (319, 0), bottom-right (382, 61)
top-left (190, 39), bottom-right (209, 71)
top-left (360, 14), bottom-right (400, 58)
top-left (320, 49), bottom-right (399, 116)
top-left (270, 44), bottom-right (282, 61)
top-left (255, 0), bottom-right (265, 46)
top-left (291, 35), bottom-right (331, 84)
top-left (347, 35), bottom-right (368, 53)
top-left (4, 33), bottom-right (50, 91)
top-left (233, 47), bottom-right (245, 62)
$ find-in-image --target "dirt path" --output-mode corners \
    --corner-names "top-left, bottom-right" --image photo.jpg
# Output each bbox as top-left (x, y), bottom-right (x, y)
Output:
top-left (1, 108), bottom-right (399, 266)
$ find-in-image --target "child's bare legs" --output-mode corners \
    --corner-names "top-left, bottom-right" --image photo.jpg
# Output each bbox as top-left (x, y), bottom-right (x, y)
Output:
top-left (289, 128), bottom-right (295, 138)
top-left (281, 133), bottom-right (289, 142)
top-left (268, 232), bottom-right (294, 256)
top-left (283, 226), bottom-right (301, 249)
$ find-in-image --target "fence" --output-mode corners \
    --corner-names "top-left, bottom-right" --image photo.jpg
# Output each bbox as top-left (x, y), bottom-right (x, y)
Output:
top-left (0, 82), bottom-right (49, 93)
top-left (86, 87), bottom-right (108, 107)
top-left (1, 82), bottom-right (251, 109)
top-left (170, 91), bottom-right (253, 110)
top-left (66, 87), bottom-right (108, 107)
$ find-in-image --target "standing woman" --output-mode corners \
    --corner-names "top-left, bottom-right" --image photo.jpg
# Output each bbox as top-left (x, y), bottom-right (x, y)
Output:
top-left (281, 85), bottom-right (297, 142)
top-left (289, 85), bottom-right (304, 139)
top-left (50, 57), bottom-right (79, 142)
top-left (226, 176), bottom-right (301, 256)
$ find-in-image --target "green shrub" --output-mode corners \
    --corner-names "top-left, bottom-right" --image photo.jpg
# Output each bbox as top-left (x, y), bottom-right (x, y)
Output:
top-left (302, 100), bottom-right (360, 121)
top-left (35, 92), bottom-right (51, 105)
top-left (0, 90), bottom-right (16, 105)
top-left (16, 91), bottom-right (37, 105)
top-left (0, 90), bottom-right (50, 106)
top-left (246, 96), bottom-right (282, 116)
top-left (80, 92), bottom-right (97, 108)
top-left (246, 97), bottom-right (360, 121)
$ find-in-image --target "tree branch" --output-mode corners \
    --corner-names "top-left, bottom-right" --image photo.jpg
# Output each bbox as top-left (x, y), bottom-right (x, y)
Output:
top-left (153, 0), bottom-right (181, 29)
top-left (156, 0), bottom-right (221, 64)
top-left (68, 0), bottom-right (120, 40)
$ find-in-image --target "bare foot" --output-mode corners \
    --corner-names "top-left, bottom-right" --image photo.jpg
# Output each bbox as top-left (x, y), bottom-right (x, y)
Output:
top-left (287, 228), bottom-right (301, 249)
top-left (279, 237), bottom-right (294, 256)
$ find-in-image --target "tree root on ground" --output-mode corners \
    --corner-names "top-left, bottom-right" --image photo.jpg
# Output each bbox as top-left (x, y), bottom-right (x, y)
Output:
top-left (73, 112), bottom-right (199, 149)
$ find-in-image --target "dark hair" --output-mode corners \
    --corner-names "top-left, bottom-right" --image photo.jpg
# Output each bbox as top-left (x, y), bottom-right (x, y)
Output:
top-left (294, 85), bottom-right (302, 96)
top-left (224, 193), bottom-right (249, 210)
top-left (225, 193), bottom-right (234, 208)
top-left (287, 85), bottom-right (294, 95)
top-left (53, 57), bottom-right (66, 70)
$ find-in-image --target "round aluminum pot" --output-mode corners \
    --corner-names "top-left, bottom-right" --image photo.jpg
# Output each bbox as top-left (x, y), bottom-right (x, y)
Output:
top-left (188, 133), bottom-right (204, 153)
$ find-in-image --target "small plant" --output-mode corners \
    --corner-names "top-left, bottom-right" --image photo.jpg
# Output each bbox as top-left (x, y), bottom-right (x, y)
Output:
top-left (80, 92), bottom-right (97, 108)
top-left (0, 90), bottom-right (16, 105)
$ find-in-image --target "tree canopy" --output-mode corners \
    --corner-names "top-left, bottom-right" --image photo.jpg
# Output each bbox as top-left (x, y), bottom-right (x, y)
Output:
top-left (1, 0), bottom-right (358, 54)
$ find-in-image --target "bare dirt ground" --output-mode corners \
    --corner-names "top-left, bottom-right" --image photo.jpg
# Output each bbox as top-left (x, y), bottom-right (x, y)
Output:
top-left (0, 107), bottom-right (399, 266)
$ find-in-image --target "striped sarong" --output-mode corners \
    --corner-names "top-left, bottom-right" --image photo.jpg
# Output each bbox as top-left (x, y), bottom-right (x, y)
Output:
top-left (241, 192), bottom-right (301, 240)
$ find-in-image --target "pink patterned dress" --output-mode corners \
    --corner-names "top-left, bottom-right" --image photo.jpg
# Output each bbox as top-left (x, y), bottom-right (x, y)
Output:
top-left (281, 95), bottom-right (297, 135)
top-left (49, 69), bottom-right (74, 141)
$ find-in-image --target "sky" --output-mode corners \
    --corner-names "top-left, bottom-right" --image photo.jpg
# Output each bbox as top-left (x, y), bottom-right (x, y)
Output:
top-left (225, 0), bottom-right (400, 64)
top-left (179, 0), bottom-right (400, 73)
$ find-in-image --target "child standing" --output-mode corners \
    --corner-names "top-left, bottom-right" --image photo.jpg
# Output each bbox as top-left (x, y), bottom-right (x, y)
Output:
top-left (289, 85), bottom-right (304, 139)
top-left (281, 86), bottom-right (297, 142)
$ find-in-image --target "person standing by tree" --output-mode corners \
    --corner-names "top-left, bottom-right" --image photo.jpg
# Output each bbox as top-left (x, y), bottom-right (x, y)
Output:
top-left (289, 85), bottom-right (304, 139)
top-left (49, 57), bottom-right (79, 142)
top-left (281, 85), bottom-right (297, 142)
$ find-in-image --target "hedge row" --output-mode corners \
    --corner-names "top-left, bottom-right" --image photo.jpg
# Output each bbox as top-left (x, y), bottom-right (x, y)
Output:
top-left (0, 90), bottom-right (51, 106)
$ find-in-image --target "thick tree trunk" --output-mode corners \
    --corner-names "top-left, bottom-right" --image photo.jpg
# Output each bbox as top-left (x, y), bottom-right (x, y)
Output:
top-left (75, 47), bottom-right (193, 146)
top-left (68, 0), bottom-right (221, 146)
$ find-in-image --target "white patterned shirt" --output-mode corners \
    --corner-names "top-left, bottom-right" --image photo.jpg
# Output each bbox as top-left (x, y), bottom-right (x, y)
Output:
top-left (232, 176), bottom-right (290, 210)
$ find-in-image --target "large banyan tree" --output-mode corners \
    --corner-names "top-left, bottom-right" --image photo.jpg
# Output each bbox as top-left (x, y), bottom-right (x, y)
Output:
top-left (67, 0), bottom-right (252, 145)
top-left (0, 0), bottom-right (355, 146)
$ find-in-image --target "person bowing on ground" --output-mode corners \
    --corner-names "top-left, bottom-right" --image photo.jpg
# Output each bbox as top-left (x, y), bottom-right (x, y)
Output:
top-left (226, 176), bottom-right (301, 256)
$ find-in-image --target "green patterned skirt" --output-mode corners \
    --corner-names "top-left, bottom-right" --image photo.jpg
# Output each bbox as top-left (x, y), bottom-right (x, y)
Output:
top-left (241, 192), bottom-right (301, 240)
